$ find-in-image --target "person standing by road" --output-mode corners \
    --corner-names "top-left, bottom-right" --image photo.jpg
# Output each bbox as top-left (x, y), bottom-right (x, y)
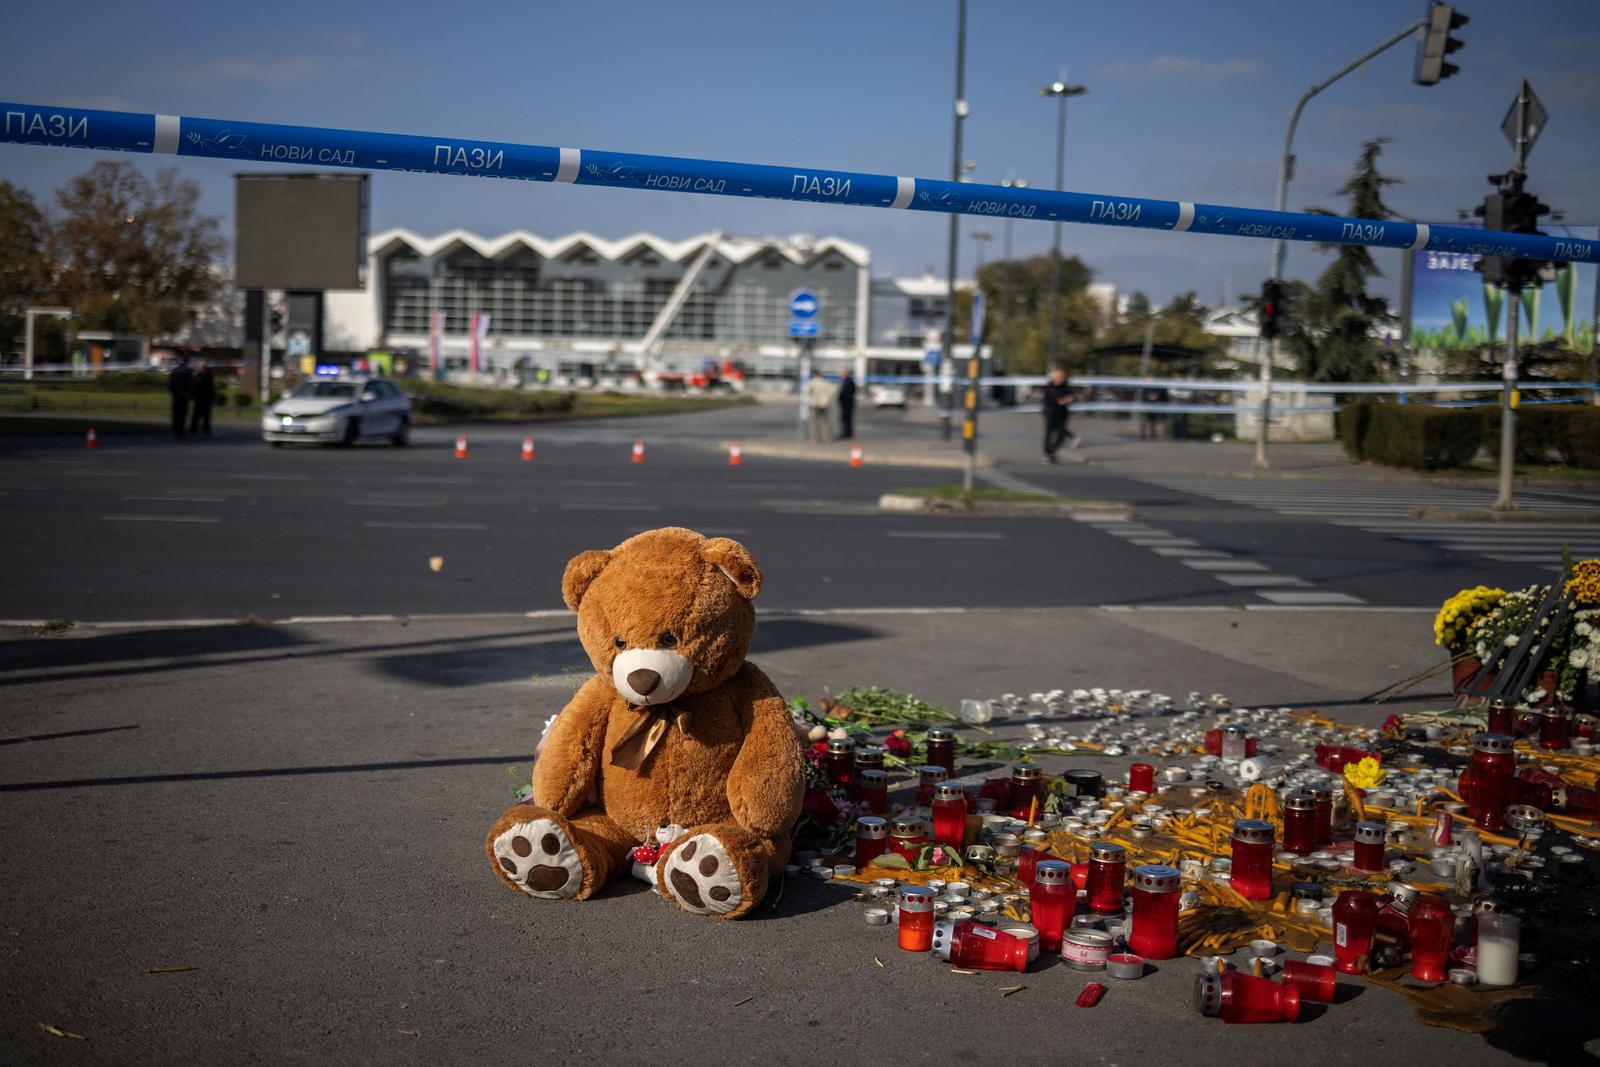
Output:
top-left (837, 370), bottom-right (857, 440)
top-left (1041, 366), bottom-right (1078, 462)
top-left (806, 370), bottom-right (837, 443)
top-left (168, 356), bottom-right (193, 440)
top-left (188, 358), bottom-right (216, 438)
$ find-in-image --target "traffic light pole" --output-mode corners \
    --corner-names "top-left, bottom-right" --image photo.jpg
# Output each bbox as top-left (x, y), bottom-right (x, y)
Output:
top-left (1496, 289), bottom-right (1520, 510)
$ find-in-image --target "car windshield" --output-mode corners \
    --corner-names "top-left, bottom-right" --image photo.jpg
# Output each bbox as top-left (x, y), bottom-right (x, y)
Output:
top-left (291, 381), bottom-right (359, 399)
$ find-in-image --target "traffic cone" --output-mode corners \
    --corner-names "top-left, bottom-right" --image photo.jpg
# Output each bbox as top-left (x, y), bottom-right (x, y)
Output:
top-left (521, 436), bottom-right (535, 462)
top-left (455, 435), bottom-right (469, 459)
top-left (632, 439), bottom-right (645, 464)
top-left (849, 444), bottom-right (863, 468)
top-left (729, 442), bottom-right (742, 466)
top-left (85, 426), bottom-right (97, 449)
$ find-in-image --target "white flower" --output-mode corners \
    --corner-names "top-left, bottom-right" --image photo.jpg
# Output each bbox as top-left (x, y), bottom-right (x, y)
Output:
top-left (1578, 622), bottom-right (1594, 637)
top-left (1524, 687), bottom-right (1547, 703)
top-left (1573, 648), bottom-right (1592, 670)
top-left (1504, 634), bottom-right (1519, 647)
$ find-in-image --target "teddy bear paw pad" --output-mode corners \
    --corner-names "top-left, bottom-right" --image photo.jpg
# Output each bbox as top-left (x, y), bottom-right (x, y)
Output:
top-left (663, 834), bottom-right (742, 914)
top-left (492, 819), bottom-right (584, 899)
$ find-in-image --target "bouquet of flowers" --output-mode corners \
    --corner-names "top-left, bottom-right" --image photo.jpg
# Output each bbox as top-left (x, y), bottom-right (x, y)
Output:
top-left (1434, 585), bottom-right (1506, 656)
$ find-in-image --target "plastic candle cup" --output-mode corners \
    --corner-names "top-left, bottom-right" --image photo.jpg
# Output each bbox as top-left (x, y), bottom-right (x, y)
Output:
top-left (1280, 959), bottom-right (1338, 1002)
top-left (1352, 821), bottom-right (1386, 872)
top-left (1282, 792), bottom-right (1317, 855)
top-left (1086, 841), bottom-right (1128, 914)
top-left (931, 919), bottom-right (1029, 972)
top-left (1308, 784), bottom-right (1333, 847)
top-left (1015, 829), bottom-right (1049, 887)
top-left (1193, 969), bottom-right (1301, 1024)
top-left (889, 817), bottom-right (927, 862)
top-left (898, 886), bottom-right (936, 952)
top-left (915, 764), bottom-right (949, 807)
top-left (1332, 890), bottom-right (1380, 974)
top-left (931, 782), bottom-right (968, 847)
top-left (1029, 859), bottom-right (1075, 954)
top-left (1008, 764), bottom-right (1044, 820)
top-left (825, 737), bottom-right (855, 789)
top-left (925, 727), bottom-right (956, 772)
top-left (1221, 724), bottom-right (1251, 761)
top-left (1407, 896), bottom-right (1454, 983)
top-left (857, 768), bottom-right (888, 815)
top-left (1128, 762), bottom-right (1156, 795)
top-left (1539, 710), bottom-right (1571, 751)
top-left (1459, 733), bottom-right (1516, 832)
top-left (855, 816), bottom-right (888, 868)
top-left (1230, 819), bottom-right (1276, 900)
top-left (1476, 913), bottom-right (1521, 986)
top-left (1127, 864), bottom-right (1181, 961)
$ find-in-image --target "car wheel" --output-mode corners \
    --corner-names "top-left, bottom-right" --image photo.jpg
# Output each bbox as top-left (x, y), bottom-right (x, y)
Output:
top-left (342, 419), bottom-right (360, 447)
top-left (270, 441), bottom-right (284, 448)
top-left (391, 416), bottom-right (410, 447)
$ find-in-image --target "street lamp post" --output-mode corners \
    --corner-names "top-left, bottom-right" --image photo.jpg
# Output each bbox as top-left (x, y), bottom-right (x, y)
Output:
top-left (1039, 78), bottom-right (1088, 373)
top-left (999, 176), bottom-right (1028, 264)
top-left (970, 229), bottom-right (992, 272)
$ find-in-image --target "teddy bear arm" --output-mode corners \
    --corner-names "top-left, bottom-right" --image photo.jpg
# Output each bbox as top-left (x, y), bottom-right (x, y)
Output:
top-left (530, 676), bottom-right (612, 816)
top-left (725, 669), bottom-right (806, 839)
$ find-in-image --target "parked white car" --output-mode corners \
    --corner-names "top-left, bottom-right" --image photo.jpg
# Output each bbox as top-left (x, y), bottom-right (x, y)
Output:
top-left (869, 384), bottom-right (907, 409)
top-left (263, 378), bottom-right (411, 446)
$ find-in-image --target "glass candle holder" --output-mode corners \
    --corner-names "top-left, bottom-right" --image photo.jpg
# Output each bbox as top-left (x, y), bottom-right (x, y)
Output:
top-left (857, 768), bottom-right (888, 815)
top-left (1575, 714), bottom-right (1598, 742)
top-left (1193, 969), bottom-right (1300, 1024)
top-left (1308, 784), bottom-right (1333, 847)
top-left (898, 886), bottom-right (935, 952)
top-left (1539, 710), bottom-right (1571, 751)
top-left (1009, 764), bottom-right (1045, 820)
top-left (1127, 864), bottom-right (1181, 961)
top-left (1221, 723), bottom-right (1251, 761)
top-left (1128, 762), bottom-right (1156, 794)
top-left (1230, 819), bottom-right (1276, 901)
top-left (931, 919), bottom-right (1029, 972)
top-left (1459, 733), bottom-right (1516, 832)
top-left (889, 817), bottom-right (927, 862)
top-left (825, 737), bottom-right (855, 789)
top-left (1282, 792), bottom-right (1317, 855)
top-left (1086, 841), bottom-right (1128, 914)
top-left (1407, 895), bottom-right (1454, 983)
top-left (1475, 912), bottom-right (1521, 986)
top-left (915, 764), bottom-right (949, 807)
top-left (931, 782), bottom-right (968, 847)
top-left (1486, 699), bottom-right (1515, 737)
top-left (990, 833), bottom-right (1022, 880)
top-left (925, 727), bottom-right (956, 772)
top-left (1332, 890), bottom-right (1379, 974)
top-left (1280, 959), bottom-right (1338, 1002)
top-left (1351, 821), bottom-right (1386, 872)
top-left (1029, 859), bottom-right (1074, 954)
top-left (855, 816), bottom-right (888, 867)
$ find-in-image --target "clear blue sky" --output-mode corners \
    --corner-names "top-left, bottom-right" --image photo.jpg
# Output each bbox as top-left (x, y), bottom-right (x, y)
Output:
top-left (2, 0), bottom-right (1596, 307)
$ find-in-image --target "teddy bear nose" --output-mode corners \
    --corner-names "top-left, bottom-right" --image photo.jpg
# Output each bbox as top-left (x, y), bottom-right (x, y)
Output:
top-left (627, 668), bottom-right (662, 696)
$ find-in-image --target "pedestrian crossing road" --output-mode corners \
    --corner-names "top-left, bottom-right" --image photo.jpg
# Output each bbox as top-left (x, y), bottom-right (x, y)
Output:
top-left (1144, 475), bottom-right (1600, 518)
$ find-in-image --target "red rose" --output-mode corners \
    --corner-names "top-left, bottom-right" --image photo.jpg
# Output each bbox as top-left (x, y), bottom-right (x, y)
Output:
top-left (885, 730), bottom-right (912, 757)
top-left (802, 788), bottom-right (840, 826)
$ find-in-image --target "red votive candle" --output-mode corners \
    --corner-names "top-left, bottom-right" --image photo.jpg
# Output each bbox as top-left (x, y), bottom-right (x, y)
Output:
top-left (1459, 733), bottom-right (1516, 832)
top-left (889, 816), bottom-right (926, 862)
top-left (1332, 890), bottom-right (1379, 975)
top-left (1280, 960), bottom-right (1338, 1002)
top-left (931, 919), bottom-right (1029, 972)
top-left (1128, 762), bottom-right (1156, 794)
top-left (1016, 828), bottom-right (1050, 887)
top-left (1487, 700), bottom-right (1515, 736)
top-left (1352, 821), bottom-right (1386, 872)
top-left (854, 816), bottom-right (888, 868)
top-left (898, 886), bottom-right (935, 952)
top-left (915, 764), bottom-right (948, 807)
top-left (1193, 970), bottom-right (1300, 1024)
top-left (925, 727), bottom-right (956, 772)
top-left (857, 768), bottom-right (888, 815)
top-left (1282, 792), bottom-right (1317, 855)
top-left (931, 782), bottom-right (968, 847)
top-left (1086, 841), bottom-right (1128, 914)
top-left (1308, 784), bottom-right (1333, 847)
top-left (825, 737), bottom-right (855, 790)
top-left (1029, 859), bottom-right (1074, 954)
top-left (1127, 864), bottom-right (1181, 961)
top-left (1008, 764), bottom-right (1044, 821)
top-left (1408, 895), bottom-right (1454, 983)
top-left (1230, 819), bottom-right (1276, 900)
top-left (1539, 710), bottom-right (1571, 751)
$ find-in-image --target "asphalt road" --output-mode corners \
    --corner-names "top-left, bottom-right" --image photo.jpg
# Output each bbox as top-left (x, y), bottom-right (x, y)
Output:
top-left (1, 401), bottom-right (1589, 623)
top-left (6, 607), bottom-right (1579, 1066)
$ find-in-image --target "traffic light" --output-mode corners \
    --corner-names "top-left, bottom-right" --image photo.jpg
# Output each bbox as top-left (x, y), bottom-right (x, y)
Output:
top-left (1474, 172), bottom-right (1550, 289)
top-left (1260, 280), bottom-right (1285, 340)
top-left (1415, 2), bottom-right (1468, 86)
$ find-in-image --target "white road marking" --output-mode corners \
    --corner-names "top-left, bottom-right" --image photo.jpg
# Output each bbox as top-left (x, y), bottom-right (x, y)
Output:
top-left (1255, 590), bottom-right (1368, 605)
top-left (886, 530), bottom-right (1006, 540)
top-left (363, 520), bottom-right (487, 530)
top-left (393, 476), bottom-right (475, 485)
top-left (560, 479), bottom-right (641, 487)
top-left (228, 473), bottom-right (307, 482)
top-left (1180, 559), bottom-right (1270, 572)
top-left (62, 469), bottom-right (138, 477)
top-left (100, 513), bottom-right (222, 524)
top-left (1214, 574), bottom-right (1312, 587)
top-left (345, 497), bottom-right (449, 507)
top-left (1150, 547), bottom-right (1230, 558)
top-left (122, 495), bottom-right (228, 503)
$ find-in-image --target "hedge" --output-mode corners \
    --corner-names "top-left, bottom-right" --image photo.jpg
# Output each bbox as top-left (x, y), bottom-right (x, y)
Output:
top-left (1559, 405), bottom-right (1600, 468)
top-left (1339, 403), bottom-right (1483, 470)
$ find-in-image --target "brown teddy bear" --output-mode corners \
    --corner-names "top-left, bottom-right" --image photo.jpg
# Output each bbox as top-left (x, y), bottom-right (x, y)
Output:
top-left (486, 527), bottom-right (804, 919)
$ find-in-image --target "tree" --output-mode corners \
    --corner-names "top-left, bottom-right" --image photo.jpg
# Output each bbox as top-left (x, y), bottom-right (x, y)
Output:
top-left (1095, 290), bottom-right (1227, 376)
top-left (0, 180), bottom-right (49, 356)
top-left (971, 253), bottom-right (1098, 373)
top-left (47, 162), bottom-right (226, 340)
top-left (1284, 139), bottom-right (1400, 382)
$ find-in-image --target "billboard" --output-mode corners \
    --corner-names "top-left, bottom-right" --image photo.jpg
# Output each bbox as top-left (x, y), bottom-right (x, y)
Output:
top-left (235, 173), bottom-right (368, 290)
top-left (1409, 222), bottom-right (1597, 354)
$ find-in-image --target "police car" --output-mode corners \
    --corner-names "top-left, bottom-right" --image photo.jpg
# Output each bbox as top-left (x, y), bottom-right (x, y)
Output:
top-left (262, 377), bottom-right (411, 446)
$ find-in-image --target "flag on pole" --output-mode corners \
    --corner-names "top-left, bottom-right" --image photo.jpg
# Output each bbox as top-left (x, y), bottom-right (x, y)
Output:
top-left (428, 309), bottom-right (443, 371)
top-left (470, 312), bottom-right (491, 372)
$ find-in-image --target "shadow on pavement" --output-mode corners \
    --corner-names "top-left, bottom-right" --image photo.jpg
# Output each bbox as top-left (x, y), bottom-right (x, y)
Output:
top-left (0, 723), bottom-right (139, 746)
top-left (0, 752), bottom-right (533, 793)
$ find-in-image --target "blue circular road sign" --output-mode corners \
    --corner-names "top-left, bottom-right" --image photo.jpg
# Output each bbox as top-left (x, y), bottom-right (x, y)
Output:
top-left (789, 290), bottom-right (819, 318)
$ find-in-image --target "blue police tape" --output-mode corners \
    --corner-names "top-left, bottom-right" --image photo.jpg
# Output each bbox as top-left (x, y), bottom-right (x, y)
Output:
top-left (3, 100), bottom-right (1596, 264)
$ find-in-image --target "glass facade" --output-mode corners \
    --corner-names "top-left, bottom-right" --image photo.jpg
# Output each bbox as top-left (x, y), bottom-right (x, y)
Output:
top-left (379, 236), bottom-right (862, 350)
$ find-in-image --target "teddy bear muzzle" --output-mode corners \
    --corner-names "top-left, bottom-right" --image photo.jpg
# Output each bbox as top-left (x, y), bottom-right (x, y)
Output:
top-left (612, 647), bottom-right (694, 705)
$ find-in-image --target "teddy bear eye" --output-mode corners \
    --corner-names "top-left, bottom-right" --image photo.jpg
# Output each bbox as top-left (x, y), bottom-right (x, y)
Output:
top-left (613, 636), bottom-right (626, 649)
top-left (659, 632), bottom-right (677, 648)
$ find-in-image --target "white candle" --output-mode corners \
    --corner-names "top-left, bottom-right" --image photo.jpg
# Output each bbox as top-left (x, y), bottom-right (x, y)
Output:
top-left (1476, 913), bottom-right (1521, 986)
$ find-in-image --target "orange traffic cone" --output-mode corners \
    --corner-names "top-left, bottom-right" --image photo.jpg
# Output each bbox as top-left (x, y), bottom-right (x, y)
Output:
top-left (85, 426), bottom-right (98, 449)
top-left (455, 435), bottom-right (469, 459)
top-left (521, 436), bottom-right (535, 461)
top-left (632, 439), bottom-right (645, 464)
top-left (849, 444), bottom-right (863, 468)
top-left (729, 442), bottom-right (742, 466)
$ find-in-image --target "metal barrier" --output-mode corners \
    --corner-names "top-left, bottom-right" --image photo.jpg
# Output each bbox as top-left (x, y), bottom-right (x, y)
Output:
top-left (3, 100), bottom-right (1597, 264)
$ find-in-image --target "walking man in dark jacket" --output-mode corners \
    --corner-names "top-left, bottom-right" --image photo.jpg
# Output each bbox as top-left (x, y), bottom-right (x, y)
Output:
top-left (1041, 366), bottom-right (1078, 462)
top-left (837, 370), bottom-right (857, 440)
top-left (188, 359), bottom-right (216, 438)
top-left (169, 356), bottom-right (193, 439)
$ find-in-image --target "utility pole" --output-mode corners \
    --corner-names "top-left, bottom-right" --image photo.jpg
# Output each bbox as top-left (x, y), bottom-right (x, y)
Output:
top-left (1039, 77), bottom-right (1088, 372)
top-left (941, 0), bottom-right (976, 490)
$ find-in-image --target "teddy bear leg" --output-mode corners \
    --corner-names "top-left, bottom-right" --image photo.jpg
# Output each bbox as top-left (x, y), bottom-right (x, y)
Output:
top-left (486, 805), bottom-right (634, 901)
top-left (655, 823), bottom-right (779, 919)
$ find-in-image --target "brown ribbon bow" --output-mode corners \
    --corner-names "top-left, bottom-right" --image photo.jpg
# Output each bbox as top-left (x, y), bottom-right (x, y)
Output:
top-left (609, 703), bottom-right (691, 771)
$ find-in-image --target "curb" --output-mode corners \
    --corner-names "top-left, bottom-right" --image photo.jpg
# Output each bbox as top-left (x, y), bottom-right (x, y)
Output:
top-left (729, 440), bottom-right (993, 470)
top-left (1409, 507), bottom-right (1600, 523)
top-left (878, 492), bottom-right (1134, 518)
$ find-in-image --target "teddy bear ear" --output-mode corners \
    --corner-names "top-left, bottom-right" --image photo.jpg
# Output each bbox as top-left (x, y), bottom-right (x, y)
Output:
top-left (702, 537), bottom-right (762, 600)
top-left (562, 549), bottom-right (612, 611)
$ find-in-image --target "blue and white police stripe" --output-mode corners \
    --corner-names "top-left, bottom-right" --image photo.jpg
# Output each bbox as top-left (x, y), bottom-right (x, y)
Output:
top-left (2, 100), bottom-right (1595, 264)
